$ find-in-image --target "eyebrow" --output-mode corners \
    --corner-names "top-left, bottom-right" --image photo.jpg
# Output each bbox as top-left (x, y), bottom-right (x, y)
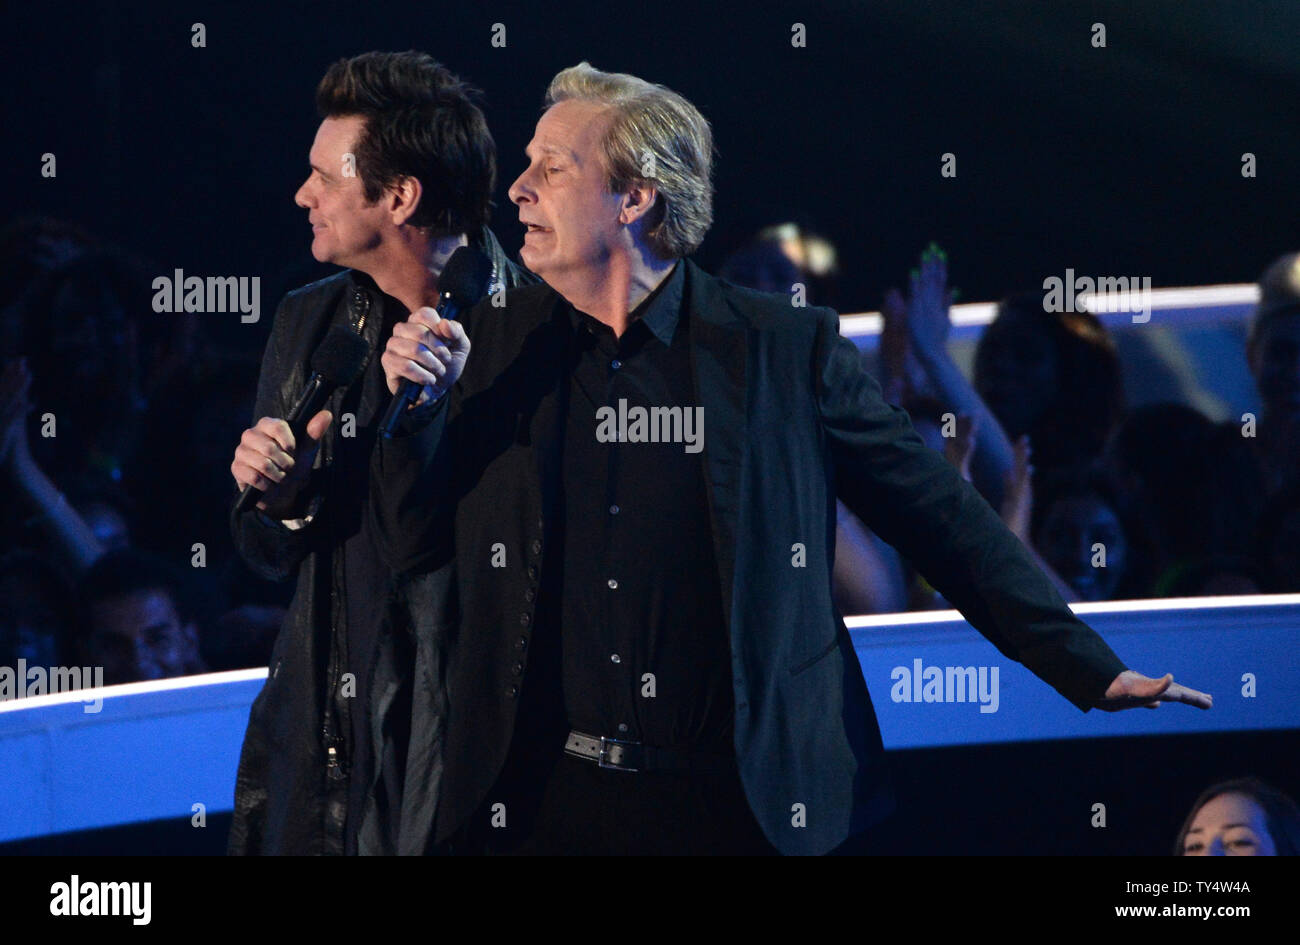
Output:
top-left (310, 162), bottom-right (332, 178)
top-left (525, 143), bottom-right (578, 162)
top-left (1186, 823), bottom-right (1252, 833)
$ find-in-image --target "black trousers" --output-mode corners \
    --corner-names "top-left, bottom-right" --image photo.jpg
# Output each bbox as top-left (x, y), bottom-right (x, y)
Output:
top-left (455, 750), bottom-right (777, 855)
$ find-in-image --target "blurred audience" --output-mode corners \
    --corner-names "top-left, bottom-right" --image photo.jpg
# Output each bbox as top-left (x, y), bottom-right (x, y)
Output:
top-left (0, 550), bottom-right (75, 668)
top-left (974, 290), bottom-right (1125, 488)
top-left (0, 217), bottom-right (281, 698)
top-left (1255, 479), bottom-right (1300, 593)
top-left (1102, 405), bottom-right (1269, 597)
top-left (1029, 465), bottom-right (1130, 602)
top-left (1247, 252), bottom-right (1300, 497)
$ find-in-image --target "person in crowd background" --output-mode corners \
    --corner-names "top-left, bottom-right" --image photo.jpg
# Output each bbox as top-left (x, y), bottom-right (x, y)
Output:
top-left (1175, 776), bottom-right (1300, 856)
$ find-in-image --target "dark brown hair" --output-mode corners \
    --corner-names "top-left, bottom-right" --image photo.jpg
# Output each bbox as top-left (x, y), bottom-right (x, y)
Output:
top-left (1173, 777), bottom-right (1300, 855)
top-left (315, 50), bottom-right (496, 237)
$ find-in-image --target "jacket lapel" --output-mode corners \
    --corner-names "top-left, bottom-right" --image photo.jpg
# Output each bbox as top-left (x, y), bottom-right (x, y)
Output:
top-left (683, 259), bottom-right (748, 633)
top-left (528, 291), bottom-right (572, 531)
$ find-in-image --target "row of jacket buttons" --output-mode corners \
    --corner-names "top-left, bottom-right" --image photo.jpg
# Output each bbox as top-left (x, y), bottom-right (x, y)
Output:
top-left (508, 522), bottom-right (545, 699)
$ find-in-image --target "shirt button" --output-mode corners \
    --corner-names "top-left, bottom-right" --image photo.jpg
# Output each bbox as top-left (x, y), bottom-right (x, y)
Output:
top-left (609, 504), bottom-right (619, 515)
top-left (527, 566), bottom-right (538, 580)
top-left (607, 578), bottom-right (618, 589)
top-left (524, 587), bottom-right (536, 602)
top-left (506, 685), bottom-right (519, 699)
top-left (512, 662), bottom-right (524, 676)
top-left (530, 539), bottom-right (542, 555)
top-left (610, 654), bottom-right (621, 664)
top-left (611, 359), bottom-right (622, 370)
top-left (519, 613), bottom-right (531, 626)
top-left (516, 636), bottom-right (528, 650)
top-left (618, 723), bottom-right (629, 732)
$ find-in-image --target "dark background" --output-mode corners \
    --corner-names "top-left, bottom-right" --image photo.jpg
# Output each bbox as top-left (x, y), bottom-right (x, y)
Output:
top-left (7, 0), bottom-right (1298, 353)
top-left (4, 0), bottom-right (1297, 857)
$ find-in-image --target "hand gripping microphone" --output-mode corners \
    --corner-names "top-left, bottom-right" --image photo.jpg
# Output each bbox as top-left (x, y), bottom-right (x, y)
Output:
top-left (378, 245), bottom-right (493, 439)
top-left (233, 325), bottom-right (369, 515)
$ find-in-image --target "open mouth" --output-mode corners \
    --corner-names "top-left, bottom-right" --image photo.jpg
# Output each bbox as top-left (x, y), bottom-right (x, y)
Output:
top-left (525, 224), bottom-right (551, 233)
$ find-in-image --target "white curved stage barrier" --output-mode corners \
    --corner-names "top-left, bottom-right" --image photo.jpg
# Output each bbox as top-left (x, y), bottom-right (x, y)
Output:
top-left (1, 595), bottom-right (1296, 843)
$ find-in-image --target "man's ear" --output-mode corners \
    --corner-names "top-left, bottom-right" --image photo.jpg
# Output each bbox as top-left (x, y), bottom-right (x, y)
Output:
top-left (618, 182), bottom-right (659, 226)
top-left (388, 174), bottom-right (423, 226)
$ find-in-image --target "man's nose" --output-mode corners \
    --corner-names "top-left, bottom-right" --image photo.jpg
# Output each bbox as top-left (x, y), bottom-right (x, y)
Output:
top-left (507, 168), bottom-right (534, 206)
top-left (294, 180), bottom-right (313, 209)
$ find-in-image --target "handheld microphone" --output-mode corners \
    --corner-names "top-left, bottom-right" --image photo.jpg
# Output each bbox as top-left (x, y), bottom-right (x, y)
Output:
top-left (379, 245), bottom-right (493, 439)
top-left (234, 325), bottom-right (369, 515)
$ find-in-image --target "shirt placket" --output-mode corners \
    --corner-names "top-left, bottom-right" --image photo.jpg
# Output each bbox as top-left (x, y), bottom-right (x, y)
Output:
top-left (601, 330), bottom-right (636, 739)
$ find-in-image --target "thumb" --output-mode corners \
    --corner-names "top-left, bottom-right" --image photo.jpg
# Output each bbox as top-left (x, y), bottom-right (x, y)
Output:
top-left (304, 409), bottom-right (333, 445)
top-left (1131, 673), bottom-right (1173, 699)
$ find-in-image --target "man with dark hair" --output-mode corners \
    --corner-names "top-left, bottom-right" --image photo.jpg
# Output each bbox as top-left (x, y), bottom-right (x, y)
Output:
top-left (227, 50), bottom-right (535, 856)
top-left (78, 548), bottom-right (206, 686)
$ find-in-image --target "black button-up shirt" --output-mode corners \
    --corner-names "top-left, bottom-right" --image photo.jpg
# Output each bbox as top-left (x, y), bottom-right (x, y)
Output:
top-left (552, 260), bottom-right (734, 750)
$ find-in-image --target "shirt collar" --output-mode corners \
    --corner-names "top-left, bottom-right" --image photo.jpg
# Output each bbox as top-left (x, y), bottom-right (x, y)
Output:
top-left (568, 260), bottom-right (684, 345)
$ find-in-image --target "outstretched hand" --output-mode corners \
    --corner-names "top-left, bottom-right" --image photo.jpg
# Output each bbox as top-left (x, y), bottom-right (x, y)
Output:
top-left (1095, 670), bottom-right (1212, 712)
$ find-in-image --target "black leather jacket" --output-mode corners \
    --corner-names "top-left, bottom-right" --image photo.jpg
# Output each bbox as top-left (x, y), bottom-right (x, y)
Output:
top-left (227, 228), bottom-right (535, 854)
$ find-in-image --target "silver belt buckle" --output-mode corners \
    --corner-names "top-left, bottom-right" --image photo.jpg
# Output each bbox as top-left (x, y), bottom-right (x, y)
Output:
top-left (598, 736), bottom-right (639, 772)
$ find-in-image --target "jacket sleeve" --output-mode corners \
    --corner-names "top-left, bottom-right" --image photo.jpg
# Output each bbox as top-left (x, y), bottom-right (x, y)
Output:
top-left (229, 293), bottom-right (329, 583)
top-left (811, 307), bottom-right (1127, 712)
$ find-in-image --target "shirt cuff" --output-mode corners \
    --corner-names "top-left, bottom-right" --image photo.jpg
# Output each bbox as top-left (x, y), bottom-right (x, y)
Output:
top-left (256, 491), bottom-right (324, 530)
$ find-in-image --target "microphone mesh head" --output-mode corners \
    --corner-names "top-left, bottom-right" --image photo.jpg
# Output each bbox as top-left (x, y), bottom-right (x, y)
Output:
top-left (439, 245), bottom-right (495, 307)
top-left (310, 326), bottom-right (370, 385)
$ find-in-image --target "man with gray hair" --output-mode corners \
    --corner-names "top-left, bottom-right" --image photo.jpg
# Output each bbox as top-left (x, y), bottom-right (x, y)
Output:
top-left (370, 62), bottom-right (1210, 855)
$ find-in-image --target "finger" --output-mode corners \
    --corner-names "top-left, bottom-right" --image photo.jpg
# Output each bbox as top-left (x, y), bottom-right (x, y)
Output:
top-left (432, 317), bottom-right (467, 348)
top-left (232, 454), bottom-right (285, 492)
top-left (408, 306), bottom-right (442, 332)
top-left (385, 337), bottom-right (446, 375)
top-left (388, 357), bottom-right (441, 391)
top-left (254, 417), bottom-right (296, 454)
top-left (304, 409), bottom-right (333, 443)
top-left (243, 426), bottom-right (296, 467)
top-left (235, 443), bottom-right (290, 482)
top-left (1148, 673), bottom-right (1175, 698)
top-left (1164, 683), bottom-right (1213, 709)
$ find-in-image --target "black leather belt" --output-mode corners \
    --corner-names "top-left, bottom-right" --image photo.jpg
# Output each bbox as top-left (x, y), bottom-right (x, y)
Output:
top-left (563, 730), bottom-right (733, 774)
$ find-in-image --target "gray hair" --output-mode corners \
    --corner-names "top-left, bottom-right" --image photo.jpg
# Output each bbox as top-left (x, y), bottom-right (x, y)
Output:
top-left (545, 62), bottom-right (714, 259)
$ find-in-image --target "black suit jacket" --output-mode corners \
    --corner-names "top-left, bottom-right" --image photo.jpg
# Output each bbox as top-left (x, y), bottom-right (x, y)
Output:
top-left (369, 258), bottom-right (1129, 855)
